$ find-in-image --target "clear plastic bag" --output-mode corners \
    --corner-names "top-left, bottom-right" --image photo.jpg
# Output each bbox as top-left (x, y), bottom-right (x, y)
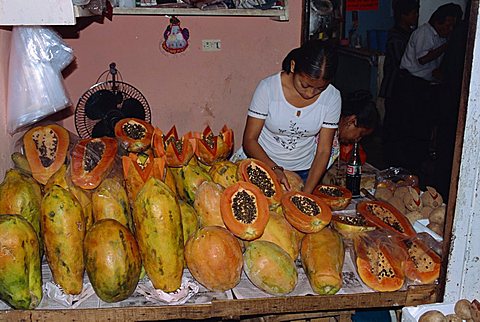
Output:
top-left (7, 26), bottom-right (75, 134)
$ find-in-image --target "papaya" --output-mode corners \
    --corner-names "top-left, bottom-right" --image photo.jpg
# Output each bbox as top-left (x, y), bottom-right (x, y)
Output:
top-left (301, 227), bottom-right (344, 295)
top-left (185, 226), bottom-right (243, 291)
top-left (312, 184), bottom-right (352, 211)
top-left (220, 181), bottom-right (270, 241)
top-left (71, 137), bottom-right (118, 190)
top-left (237, 158), bottom-right (283, 208)
top-left (114, 118), bottom-right (154, 153)
top-left (243, 240), bottom-right (298, 296)
top-left (41, 185), bottom-right (86, 295)
top-left (283, 170), bottom-right (304, 192)
top-left (281, 191), bottom-right (332, 234)
top-left (0, 169), bottom-right (42, 241)
top-left (402, 237), bottom-right (441, 284)
top-left (189, 125), bottom-right (234, 165)
top-left (92, 178), bottom-right (133, 231)
top-left (153, 126), bottom-right (195, 167)
top-left (84, 219), bottom-right (141, 302)
top-left (194, 181), bottom-right (225, 228)
top-left (357, 200), bottom-right (417, 238)
top-left (0, 214), bottom-right (42, 309)
top-left (208, 160), bottom-right (238, 188)
top-left (179, 200), bottom-right (199, 245)
top-left (23, 124), bottom-right (70, 185)
top-left (133, 177), bottom-right (183, 292)
top-left (353, 232), bottom-right (406, 292)
top-left (45, 164), bottom-right (94, 231)
top-left (171, 160), bottom-right (212, 204)
top-left (331, 214), bottom-right (376, 238)
top-left (11, 152), bottom-right (32, 175)
top-left (253, 210), bottom-right (300, 260)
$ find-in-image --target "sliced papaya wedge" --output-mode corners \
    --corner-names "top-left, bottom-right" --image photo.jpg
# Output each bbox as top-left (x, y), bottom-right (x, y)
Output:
top-left (161, 126), bottom-right (195, 167)
top-left (114, 118), bottom-right (154, 152)
top-left (402, 237), bottom-right (441, 284)
top-left (23, 124), bottom-right (70, 185)
top-left (220, 181), bottom-right (269, 241)
top-left (312, 184), bottom-right (352, 210)
top-left (190, 125), bottom-right (234, 165)
top-left (237, 158), bottom-right (283, 207)
top-left (281, 191), bottom-right (332, 234)
top-left (71, 137), bottom-right (117, 190)
top-left (357, 200), bottom-right (417, 238)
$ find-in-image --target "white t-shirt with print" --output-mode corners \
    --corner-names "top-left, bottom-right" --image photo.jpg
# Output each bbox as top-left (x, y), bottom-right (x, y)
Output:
top-left (247, 72), bottom-right (341, 171)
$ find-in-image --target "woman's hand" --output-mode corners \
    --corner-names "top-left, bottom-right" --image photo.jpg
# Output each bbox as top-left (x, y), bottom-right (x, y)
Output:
top-left (273, 167), bottom-right (291, 191)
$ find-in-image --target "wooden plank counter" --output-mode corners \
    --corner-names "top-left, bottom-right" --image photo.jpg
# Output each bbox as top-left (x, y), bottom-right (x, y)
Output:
top-left (0, 284), bottom-right (438, 321)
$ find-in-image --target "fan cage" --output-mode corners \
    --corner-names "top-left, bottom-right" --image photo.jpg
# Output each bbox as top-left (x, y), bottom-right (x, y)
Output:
top-left (75, 80), bottom-right (151, 139)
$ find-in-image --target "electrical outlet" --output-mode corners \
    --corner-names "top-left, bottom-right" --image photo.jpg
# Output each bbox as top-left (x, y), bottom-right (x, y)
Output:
top-left (202, 39), bottom-right (221, 51)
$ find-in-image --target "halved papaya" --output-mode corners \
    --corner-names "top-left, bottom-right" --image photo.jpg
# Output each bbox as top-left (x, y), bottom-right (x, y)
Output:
top-left (402, 237), bottom-right (441, 284)
top-left (71, 137), bottom-right (118, 190)
top-left (331, 214), bottom-right (376, 237)
top-left (220, 181), bottom-right (269, 240)
top-left (158, 126), bottom-right (195, 167)
top-left (190, 125), bottom-right (234, 165)
top-left (312, 184), bottom-right (352, 210)
top-left (354, 233), bottom-right (406, 292)
top-left (237, 158), bottom-right (283, 207)
top-left (357, 200), bottom-right (417, 238)
top-left (114, 118), bottom-right (154, 153)
top-left (23, 124), bottom-right (70, 185)
top-left (281, 191), bottom-right (332, 234)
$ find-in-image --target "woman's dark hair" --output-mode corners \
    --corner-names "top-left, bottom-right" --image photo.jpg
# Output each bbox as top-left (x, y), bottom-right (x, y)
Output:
top-left (392, 0), bottom-right (419, 24)
top-left (281, 39), bottom-right (338, 81)
top-left (341, 90), bottom-right (379, 129)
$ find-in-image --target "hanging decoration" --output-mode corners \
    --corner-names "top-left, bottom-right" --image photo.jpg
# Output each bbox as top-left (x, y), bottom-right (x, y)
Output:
top-left (346, 0), bottom-right (378, 11)
top-left (161, 16), bottom-right (190, 54)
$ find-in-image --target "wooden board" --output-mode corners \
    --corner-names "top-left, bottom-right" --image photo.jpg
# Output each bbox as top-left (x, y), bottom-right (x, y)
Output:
top-left (0, 284), bottom-right (438, 322)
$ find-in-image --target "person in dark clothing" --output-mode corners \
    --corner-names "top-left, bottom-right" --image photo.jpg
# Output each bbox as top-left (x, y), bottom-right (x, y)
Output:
top-left (380, 0), bottom-right (419, 169)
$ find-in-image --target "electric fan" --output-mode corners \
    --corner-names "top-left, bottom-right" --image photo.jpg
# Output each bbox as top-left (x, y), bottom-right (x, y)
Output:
top-left (74, 63), bottom-right (151, 139)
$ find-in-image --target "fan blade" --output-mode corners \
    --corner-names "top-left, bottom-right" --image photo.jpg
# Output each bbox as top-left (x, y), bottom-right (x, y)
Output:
top-left (91, 120), bottom-right (113, 138)
top-left (85, 89), bottom-right (118, 120)
top-left (121, 98), bottom-right (146, 120)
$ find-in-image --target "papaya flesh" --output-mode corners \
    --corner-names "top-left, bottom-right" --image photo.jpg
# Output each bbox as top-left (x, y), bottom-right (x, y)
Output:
top-left (403, 237), bottom-right (441, 284)
top-left (312, 184), bottom-right (352, 211)
top-left (133, 177), bottom-right (184, 292)
top-left (244, 240), bottom-right (298, 296)
top-left (84, 219), bottom-right (141, 303)
top-left (114, 118), bottom-right (154, 153)
top-left (41, 185), bottom-right (86, 295)
top-left (301, 227), bottom-right (344, 295)
top-left (0, 214), bottom-right (42, 309)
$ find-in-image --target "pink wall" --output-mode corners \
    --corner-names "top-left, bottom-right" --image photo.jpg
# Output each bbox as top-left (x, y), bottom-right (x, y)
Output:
top-left (62, 3), bottom-right (303, 147)
top-left (0, 28), bottom-right (14, 179)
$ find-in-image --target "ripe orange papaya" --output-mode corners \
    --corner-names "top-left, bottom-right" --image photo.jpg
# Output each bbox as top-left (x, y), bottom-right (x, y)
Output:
top-left (84, 219), bottom-right (141, 302)
top-left (114, 118), bottom-right (154, 152)
top-left (402, 237), bottom-right (441, 284)
top-left (281, 191), bottom-right (332, 234)
top-left (194, 181), bottom-right (225, 228)
top-left (153, 126), bottom-right (195, 167)
top-left (23, 124), bottom-right (70, 185)
top-left (312, 184), bottom-right (352, 211)
top-left (220, 181), bottom-right (270, 241)
top-left (71, 137), bottom-right (118, 190)
top-left (185, 226), bottom-right (243, 292)
top-left (189, 125), bottom-right (234, 165)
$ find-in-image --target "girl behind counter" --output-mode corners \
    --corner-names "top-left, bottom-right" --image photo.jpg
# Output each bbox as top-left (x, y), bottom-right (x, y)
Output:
top-left (241, 39), bottom-right (341, 193)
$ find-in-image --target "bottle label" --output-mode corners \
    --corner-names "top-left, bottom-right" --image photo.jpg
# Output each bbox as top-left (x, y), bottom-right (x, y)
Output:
top-left (346, 164), bottom-right (361, 176)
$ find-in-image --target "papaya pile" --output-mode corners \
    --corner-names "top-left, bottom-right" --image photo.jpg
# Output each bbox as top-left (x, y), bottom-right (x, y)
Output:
top-left (0, 120), bottom-right (442, 310)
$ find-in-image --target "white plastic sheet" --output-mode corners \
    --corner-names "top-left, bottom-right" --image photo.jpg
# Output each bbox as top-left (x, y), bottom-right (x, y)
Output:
top-left (7, 26), bottom-right (74, 134)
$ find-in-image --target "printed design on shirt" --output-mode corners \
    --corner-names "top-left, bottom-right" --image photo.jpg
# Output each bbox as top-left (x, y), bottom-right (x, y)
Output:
top-left (323, 121), bottom-right (339, 126)
top-left (248, 108), bottom-right (268, 117)
top-left (274, 120), bottom-right (307, 151)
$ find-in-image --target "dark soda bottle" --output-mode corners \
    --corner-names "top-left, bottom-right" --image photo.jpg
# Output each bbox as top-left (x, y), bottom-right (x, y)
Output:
top-left (346, 142), bottom-right (362, 198)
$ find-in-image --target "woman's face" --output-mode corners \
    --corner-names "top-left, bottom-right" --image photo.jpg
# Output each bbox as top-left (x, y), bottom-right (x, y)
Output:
top-left (339, 116), bottom-right (374, 143)
top-left (292, 72), bottom-right (330, 100)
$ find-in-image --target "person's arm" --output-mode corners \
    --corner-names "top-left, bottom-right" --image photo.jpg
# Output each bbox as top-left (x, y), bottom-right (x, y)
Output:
top-left (242, 116), bottom-right (291, 190)
top-left (303, 127), bottom-right (336, 193)
top-left (418, 42), bottom-right (448, 65)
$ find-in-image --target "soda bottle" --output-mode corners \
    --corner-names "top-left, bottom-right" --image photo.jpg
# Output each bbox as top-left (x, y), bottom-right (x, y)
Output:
top-left (346, 142), bottom-right (362, 198)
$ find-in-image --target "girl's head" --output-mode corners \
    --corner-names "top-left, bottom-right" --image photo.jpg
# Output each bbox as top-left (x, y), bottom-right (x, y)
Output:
top-left (282, 40), bottom-right (338, 100)
top-left (339, 90), bottom-right (378, 143)
top-left (393, 0), bottom-right (419, 27)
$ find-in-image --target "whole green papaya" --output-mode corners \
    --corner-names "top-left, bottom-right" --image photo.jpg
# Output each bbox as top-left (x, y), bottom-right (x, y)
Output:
top-left (0, 214), bottom-right (42, 309)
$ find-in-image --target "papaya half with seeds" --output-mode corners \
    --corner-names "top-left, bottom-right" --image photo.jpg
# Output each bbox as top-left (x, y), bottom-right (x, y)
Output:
top-left (189, 125), bottom-right (234, 165)
top-left (71, 137), bottom-right (118, 190)
top-left (301, 227), bottom-right (345, 295)
top-left (153, 126), bottom-right (195, 167)
top-left (237, 158), bottom-right (283, 208)
top-left (281, 191), bottom-right (332, 234)
top-left (41, 185), bottom-right (86, 295)
top-left (220, 181), bottom-right (270, 241)
top-left (312, 184), bottom-right (352, 211)
top-left (84, 219), bottom-right (141, 303)
top-left (0, 214), bottom-right (42, 309)
top-left (23, 124), bottom-right (70, 185)
top-left (331, 214), bottom-right (376, 237)
top-left (402, 237), bottom-right (441, 284)
top-left (115, 118), bottom-right (154, 153)
top-left (353, 233), bottom-right (406, 292)
top-left (357, 200), bottom-right (417, 238)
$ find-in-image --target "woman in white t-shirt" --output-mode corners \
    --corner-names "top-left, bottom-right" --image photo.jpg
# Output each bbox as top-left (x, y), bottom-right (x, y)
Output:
top-left (241, 40), bottom-right (341, 193)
